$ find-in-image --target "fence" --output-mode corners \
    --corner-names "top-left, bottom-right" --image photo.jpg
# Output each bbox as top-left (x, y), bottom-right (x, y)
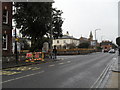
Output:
top-left (56, 48), bottom-right (96, 55)
top-left (2, 48), bottom-right (96, 64)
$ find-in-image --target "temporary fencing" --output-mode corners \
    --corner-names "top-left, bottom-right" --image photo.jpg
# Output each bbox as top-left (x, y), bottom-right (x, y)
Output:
top-left (56, 48), bottom-right (96, 55)
top-left (25, 52), bottom-right (44, 62)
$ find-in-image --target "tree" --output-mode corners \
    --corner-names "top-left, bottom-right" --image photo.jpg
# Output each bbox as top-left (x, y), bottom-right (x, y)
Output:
top-left (19, 38), bottom-right (31, 50)
top-left (116, 37), bottom-right (120, 46)
top-left (78, 42), bottom-right (90, 48)
top-left (52, 8), bottom-right (63, 39)
top-left (66, 43), bottom-right (76, 49)
top-left (13, 2), bottom-right (63, 51)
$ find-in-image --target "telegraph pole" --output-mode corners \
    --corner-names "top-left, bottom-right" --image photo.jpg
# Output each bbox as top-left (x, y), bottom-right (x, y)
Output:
top-left (13, 2), bottom-right (18, 64)
top-left (95, 29), bottom-right (101, 45)
top-left (14, 27), bottom-right (18, 64)
top-left (50, 6), bottom-right (53, 59)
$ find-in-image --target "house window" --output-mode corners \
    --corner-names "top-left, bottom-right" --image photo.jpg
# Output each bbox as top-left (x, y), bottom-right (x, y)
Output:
top-left (3, 9), bottom-right (8, 24)
top-left (57, 40), bottom-right (59, 43)
top-left (2, 34), bottom-right (7, 50)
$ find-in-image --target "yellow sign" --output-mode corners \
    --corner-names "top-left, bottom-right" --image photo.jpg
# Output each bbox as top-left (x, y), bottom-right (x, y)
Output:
top-left (15, 38), bottom-right (19, 41)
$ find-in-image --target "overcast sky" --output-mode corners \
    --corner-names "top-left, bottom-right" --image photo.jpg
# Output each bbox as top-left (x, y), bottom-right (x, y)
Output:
top-left (53, 0), bottom-right (119, 43)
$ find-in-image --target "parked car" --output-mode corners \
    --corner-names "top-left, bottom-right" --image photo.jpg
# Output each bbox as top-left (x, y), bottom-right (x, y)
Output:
top-left (108, 49), bottom-right (115, 53)
top-left (103, 49), bottom-right (109, 53)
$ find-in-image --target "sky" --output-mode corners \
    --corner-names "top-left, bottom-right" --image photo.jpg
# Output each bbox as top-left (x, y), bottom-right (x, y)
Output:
top-left (53, 0), bottom-right (119, 43)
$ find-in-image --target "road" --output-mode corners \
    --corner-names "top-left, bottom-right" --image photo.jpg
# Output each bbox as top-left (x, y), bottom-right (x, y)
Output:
top-left (2, 52), bottom-right (117, 88)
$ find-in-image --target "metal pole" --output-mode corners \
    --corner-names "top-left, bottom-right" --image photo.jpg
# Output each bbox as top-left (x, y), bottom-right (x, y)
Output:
top-left (101, 35), bottom-right (104, 42)
top-left (94, 29), bottom-right (101, 51)
top-left (13, 2), bottom-right (18, 64)
top-left (50, 6), bottom-right (53, 59)
top-left (14, 27), bottom-right (18, 64)
top-left (95, 30), bottom-right (96, 41)
top-left (95, 29), bottom-right (101, 42)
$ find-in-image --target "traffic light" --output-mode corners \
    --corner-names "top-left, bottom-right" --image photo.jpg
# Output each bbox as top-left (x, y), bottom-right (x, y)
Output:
top-left (116, 37), bottom-right (120, 46)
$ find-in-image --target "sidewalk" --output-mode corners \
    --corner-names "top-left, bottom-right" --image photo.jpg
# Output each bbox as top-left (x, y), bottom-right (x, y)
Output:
top-left (2, 58), bottom-right (61, 69)
top-left (105, 56), bottom-right (120, 88)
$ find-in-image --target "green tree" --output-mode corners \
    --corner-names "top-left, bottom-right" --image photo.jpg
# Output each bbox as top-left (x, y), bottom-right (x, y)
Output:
top-left (52, 8), bottom-right (63, 39)
top-left (78, 42), bottom-right (90, 48)
top-left (66, 43), bottom-right (76, 49)
top-left (13, 2), bottom-right (63, 51)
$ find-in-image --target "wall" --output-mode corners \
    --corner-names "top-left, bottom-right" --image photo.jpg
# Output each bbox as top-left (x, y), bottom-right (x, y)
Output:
top-left (2, 2), bottom-right (12, 56)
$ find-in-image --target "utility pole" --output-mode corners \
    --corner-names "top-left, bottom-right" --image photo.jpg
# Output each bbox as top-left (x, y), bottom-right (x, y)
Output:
top-left (13, 2), bottom-right (18, 64)
top-left (101, 35), bottom-right (105, 42)
top-left (94, 29), bottom-right (101, 51)
top-left (14, 27), bottom-right (18, 64)
top-left (95, 29), bottom-right (101, 44)
top-left (50, 4), bottom-right (53, 59)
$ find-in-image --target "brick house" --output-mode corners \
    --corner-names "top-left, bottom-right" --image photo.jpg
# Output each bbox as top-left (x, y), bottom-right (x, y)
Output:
top-left (100, 41), bottom-right (113, 51)
top-left (2, 2), bottom-right (12, 56)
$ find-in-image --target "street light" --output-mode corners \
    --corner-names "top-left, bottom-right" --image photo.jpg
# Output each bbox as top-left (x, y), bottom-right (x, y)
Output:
top-left (94, 29), bottom-right (101, 50)
top-left (95, 29), bottom-right (101, 41)
top-left (13, 2), bottom-right (18, 64)
top-left (101, 35), bottom-right (105, 42)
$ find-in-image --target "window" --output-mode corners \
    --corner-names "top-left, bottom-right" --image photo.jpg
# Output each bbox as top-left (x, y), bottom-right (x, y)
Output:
top-left (2, 34), bottom-right (7, 50)
top-left (57, 40), bottom-right (59, 43)
top-left (3, 9), bottom-right (8, 24)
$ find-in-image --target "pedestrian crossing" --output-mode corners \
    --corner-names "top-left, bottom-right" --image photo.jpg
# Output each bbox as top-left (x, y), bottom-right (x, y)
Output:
top-left (0, 66), bottom-right (41, 76)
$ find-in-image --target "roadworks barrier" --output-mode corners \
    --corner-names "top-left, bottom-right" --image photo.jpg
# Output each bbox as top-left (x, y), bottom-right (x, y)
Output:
top-left (25, 52), bottom-right (44, 62)
top-left (55, 48), bottom-right (96, 55)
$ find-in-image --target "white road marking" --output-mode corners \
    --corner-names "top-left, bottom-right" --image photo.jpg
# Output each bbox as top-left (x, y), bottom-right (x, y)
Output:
top-left (59, 63), bottom-right (64, 65)
top-left (67, 61), bottom-right (71, 63)
top-left (61, 58), bottom-right (64, 60)
top-left (2, 70), bottom-right (44, 84)
top-left (90, 59), bottom-right (114, 88)
top-left (113, 58), bottom-right (117, 60)
top-left (49, 64), bottom-right (55, 67)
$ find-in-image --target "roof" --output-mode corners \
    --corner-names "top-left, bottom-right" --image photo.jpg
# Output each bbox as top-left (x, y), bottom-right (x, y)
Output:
top-left (80, 37), bottom-right (88, 41)
top-left (58, 35), bottom-right (78, 40)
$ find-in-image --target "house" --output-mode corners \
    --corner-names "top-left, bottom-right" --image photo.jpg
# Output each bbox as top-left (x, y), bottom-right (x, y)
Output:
top-left (79, 36), bottom-right (88, 43)
top-left (79, 31), bottom-right (97, 47)
top-left (52, 31), bottom-right (80, 49)
top-left (2, 2), bottom-right (12, 55)
top-left (100, 41), bottom-right (113, 50)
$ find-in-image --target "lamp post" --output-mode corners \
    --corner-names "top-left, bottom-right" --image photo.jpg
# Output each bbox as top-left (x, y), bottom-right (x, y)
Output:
top-left (50, 4), bottom-right (53, 59)
top-left (13, 2), bottom-right (18, 64)
top-left (101, 35), bottom-right (105, 42)
top-left (94, 29), bottom-right (101, 50)
top-left (95, 29), bottom-right (101, 41)
top-left (14, 27), bottom-right (18, 64)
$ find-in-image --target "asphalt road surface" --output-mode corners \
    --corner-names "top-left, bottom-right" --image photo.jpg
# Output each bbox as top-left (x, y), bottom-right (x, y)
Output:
top-left (2, 52), bottom-right (117, 88)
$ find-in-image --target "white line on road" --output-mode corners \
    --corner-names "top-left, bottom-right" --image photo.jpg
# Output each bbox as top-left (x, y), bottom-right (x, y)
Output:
top-left (90, 58), bottom-right (114, 88)
top-left (49, 64), bottom-right (55, 67)
top-left (59, 63), bottom-right (64, 65)
top-left (113, 58), bottom-right (117, 60)
top-left (58, 58), bottom-right (64, 60)
top-left (2, 70), bottom-right (45, 84)
top-left (67, 61), bottom-right (71, 63)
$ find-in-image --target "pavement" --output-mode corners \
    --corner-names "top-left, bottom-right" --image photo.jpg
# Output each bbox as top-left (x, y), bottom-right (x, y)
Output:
top-left (105, 56), bottom-right (120, 88)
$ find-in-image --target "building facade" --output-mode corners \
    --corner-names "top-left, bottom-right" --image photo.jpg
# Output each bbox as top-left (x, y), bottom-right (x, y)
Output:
top-left (52, 32), bottom-right (80, 49)
top-left (2, 2), bottom-right (12, 55)
top-left (79, 31), bottom-right (97, 47)
top-left (100, 41), bottom-right (113, 50)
